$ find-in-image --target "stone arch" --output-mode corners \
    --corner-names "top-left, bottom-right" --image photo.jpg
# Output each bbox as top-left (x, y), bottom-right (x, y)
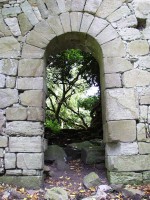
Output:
top-left (0, 0), bottom-right (150, 188)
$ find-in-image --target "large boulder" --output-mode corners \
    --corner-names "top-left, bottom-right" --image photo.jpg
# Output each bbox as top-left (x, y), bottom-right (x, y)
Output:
top-left (44, 187), bottom-right (68, 200)
top-left (83, 172), bottom-right (101, 189)
top-left (68, 141), bottom-right (94, 151)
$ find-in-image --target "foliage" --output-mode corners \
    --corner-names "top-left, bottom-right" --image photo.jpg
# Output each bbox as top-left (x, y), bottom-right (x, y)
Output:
top-left (45, 119), bottom-right (61, 134)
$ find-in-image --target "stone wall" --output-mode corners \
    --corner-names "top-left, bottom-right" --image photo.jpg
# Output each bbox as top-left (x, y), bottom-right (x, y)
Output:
top-left (0, 0), bottom-right (150, 188)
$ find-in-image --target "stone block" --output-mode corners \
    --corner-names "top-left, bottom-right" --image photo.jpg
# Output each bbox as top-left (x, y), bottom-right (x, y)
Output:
top-left (26, 30), bottom-right (49, 49)
top-left (17, 77), bottom-right (44, 90)
top-left (23, 170), bottom-right (37, 176)
top-left (0, 136), bottom-right (7, 147)
top-left (137, 123), bottom-right (150, 142)
top-left (101, 38), bottom-right (126, 57)
top-left (0, 89), bottom-right (18, 109)
top-left (17, 153), bottom-right (44, 169)
top-left (20, 90), bottom-right (44, 107)
top-left (143, 28), bottom-right (150, 40)
top-left (106, 155), bottom-right (150, 171)
top-left (27, 107), bottom-right (45, 122)
top-left (84, 0), bottom-right (101, 14)
top-left (9, 136), bottom-right (43, 152)
top-left (108, 172), bottom-right (143, 185)
top-left (0, 17), bottom-right (11, 36)
top-left (119, 28), bottom-right (141, 41)
top-left (105, 73), bottom-right (121, 88)
top-left (117, 15), bottom-right (137, 28)
top-left (0, 176), bottom-right (43, 189)
top-left (140, 106), bottom-right (148, 122)
top-left (0, 149), bottom-right (3, 157)
top-left (123, 69), bottom-right (150, 87)
top-left (47, 15), bottom-right (64, 36)
top-left (18, 59), bottom-right (44, 77)
top-left (0, 37), bottom-right (20, 58)
top-left (4, 17), bottom-right (21, 36)
top-left (96, 0), bottom-right (124, 18)
top-left (104, 57), bottom-right (133, 73)
top-left (60, 12), bottom-right (71, 33)
top-left (83, 172), bottom-right (101, 189)
top-left (6, 76), bottom-right (16, 88)
top-left (88, 17), bottom-right (108, 37)
top-left (6, 121), bottom-right (44, 136)
top-left (139, 87), bottom-right (150, 105)
top-left (18, 13), bottom-right (33, 36)
top-left (70, 12), bottom-right (82, 32)
top-left (6, 107), bottom-right (27, 121)
top-left (0, 74), bottom-right (5, 88)
top-left (106, 142), bottom-right (138, 156)
top-left (138, 56), bottom-right (150, 69)
top-left (143, 171), bottom-right (150, 183)
top-left (0, 159), bottom-right (3, 168)
top-left (20, 0), bottom-right (38, 26)
top-left (107, 6), bottom-right (131, 22)
top-left (105, 89), bottom-right (139, 121)
top-left (0, 110), bottom-right (5, 133)
top-left (34, 20), bottom-right (56, 41)
top-left (80, 13), bottom-right (94, 33)
top-left (44, 0), bottom-right (60, 14)
top-left (0, 59), bottom-right (18, 76)
top-left (134, 0), bottom-right (150, 19)
top-left (104, 120), bottom-right (136, 142)
top-left (2, 7), bottom-right (21, 16)
top-left (138, 142), bottom-right (150, 154)
top-left (4, 153), bottom-right (16, 169)
top-left (22, 44), bottom-right (44, 59)
top-left (127, 40), bottom-right (149, 56)
top-left (6, 170), bottom-right (22, 175)
top-left (71, 0), bottom-right (86, 11)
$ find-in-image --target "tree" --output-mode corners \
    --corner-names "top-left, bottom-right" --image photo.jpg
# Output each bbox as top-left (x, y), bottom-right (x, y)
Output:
top-left (46, 49), bottom-right (100, 130)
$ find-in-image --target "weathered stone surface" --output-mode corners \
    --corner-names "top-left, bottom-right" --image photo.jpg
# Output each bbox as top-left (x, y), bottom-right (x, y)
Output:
top-left (96, 24), bottom-right (118, 45)
top-left (105, 89), bottom-right (139, 121)
top-left (0, 110), bottom-right (5, 133)
top-left (108, 172), bottom-right (143, 184)
top-left (123, 69), bottom-right (150, 87)
top-left (137, 123), bottom-right (150, 142)
top-left (27, 107), bottom-right (45, 121)
top-left (80, 13), bottom-right (94, 33)
top-left (83, 172), bottom-right (101, 188)
top-left (18, 59), bottom-right (44, 77)
top-left (20, 90), bottom-right (44, 107)
top-left (0, 17), bottom-right (11, 36)
top-left (6, 76), bottom-right (16, 88)
top-left (23, 170), bottom-right (37, 176)
top-left (88, 17), bottom-right (108, 37)
top-left (0, 136), bottom-right (7, 147)
top-left (47, 15), bottom-right (64, 36)
top-left (9, 136), bottom-right (43, 152)
top-left (17, 77), bottom-right (44, 90)
top-left (117, 15), bottom-right (137, 28)
top-left (139, 87), bottom-right (150, 105)
top-left (127, 40), bottom-right (149, 56)
top-left (26, 30), bottom-right (49, 49)
top-left (71, 0), bottom-right (85, 11)
top-left (22, 43), bottom-right (44, 58)
top-left (84, 0), bottom-right (101, 14)
top-left (70, 12), bottom-right (82, 32)
top-left (44, 187), bottom-right (68, 200)
top-left (96, 0), bottom-right (124, 18)
top-left (104, 57), bottom-right (133, 73)
top-left (106, 142), bottom-right (138, 156)
top-left (37, 0), bottom-right (49, 19)
top-left (0, 89), bottom-right (18, 109)
top-left (60, 12), bottom-right (71, 33)
top-left (101, 38), bottom-right (126, 57)
top-left (106, 155), bottom-right (150, 171)
top-left (134, 0), bottom-right (150, 19)
top-left (0, 159), bottom-right (3, 168)
top-left (2, 6), bottom-right (21, 16)
top-left (104, 120), bottom-right (136, 142)
top-left (32, 6), bottom-right (42, 21)
top-left (140, 106), bottom-right (148, 122)
top-left (34, 20), bottom-right (55, 40)
top-left (6, 170), bottom-right (22, 175)
top-left (0, 74), bottom-right (5, 88)
top-left (143, 171), bottom-right (150, 183)
top-left (18, 13), bottom-right (33, 35)
top-left (0, 176), bottom-right (43, 189)
top-left (0, 59), bottom-right (18, 76)
top-left (44, 0), bottom-right (60, 14)
top-left (20, 0), bottom-right (38, 26)
top-left (17, 153), bottom-right (44, 169)
top-left (119, 28), bottom-right (141, 41)
top-left (0, 37), bottom-right (20, 58)
top-left (142, 28), bottom-right (150, 40)
top-left (107, 6), bottom-right (131, 22)
top-left (4, 17), bottom-right (21, 36)
top-left (4, 153), bottom-right (16, 169)
top-left (6, 107), bottom-right (27, 121)
top-left (0, 149), bottom-right (3, 157)
top-left (138, 56), bottom-right (150, 69)
top-left (105, 73), bottom-right (121, 88)
top-left (6, 121), bottom-right (43, 136)
top-left (138, 142), bottom-right (150, 154)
